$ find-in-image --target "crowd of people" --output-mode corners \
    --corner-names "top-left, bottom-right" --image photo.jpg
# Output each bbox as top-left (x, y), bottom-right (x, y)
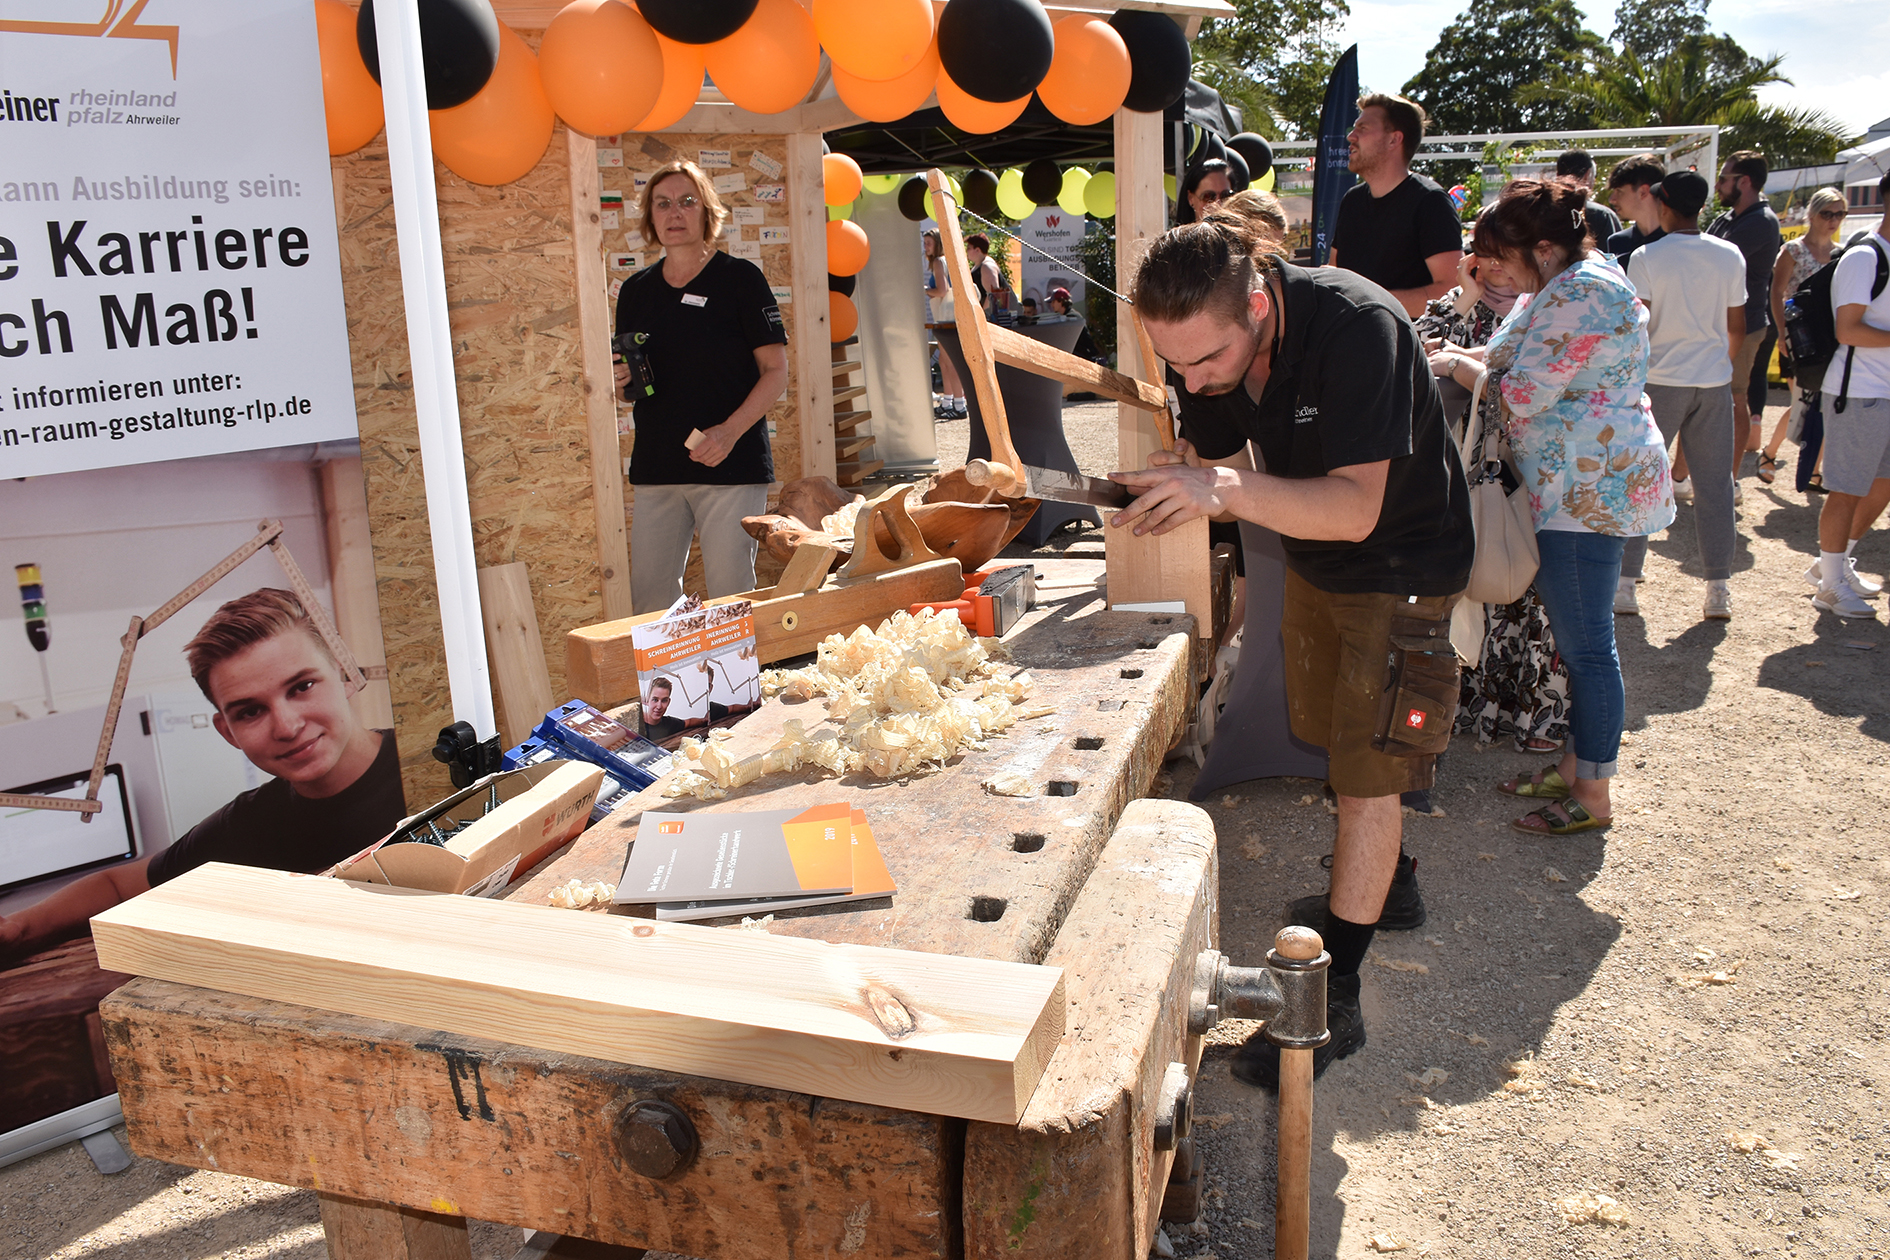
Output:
top-left (1118, 91), bottom-right (1890, 1090)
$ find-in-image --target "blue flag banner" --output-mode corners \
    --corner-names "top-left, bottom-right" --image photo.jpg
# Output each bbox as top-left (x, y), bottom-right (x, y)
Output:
top-left (1310, 45), bottom-right (1359, 267)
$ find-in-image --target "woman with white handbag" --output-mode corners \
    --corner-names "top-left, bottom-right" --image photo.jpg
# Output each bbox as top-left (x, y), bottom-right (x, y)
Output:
top-left (1444, 179), bottom-right (1674, 837)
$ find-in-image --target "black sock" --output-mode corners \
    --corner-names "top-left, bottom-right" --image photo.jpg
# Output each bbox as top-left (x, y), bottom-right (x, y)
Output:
top-left (1321, 909), bottom-right (1376, 978)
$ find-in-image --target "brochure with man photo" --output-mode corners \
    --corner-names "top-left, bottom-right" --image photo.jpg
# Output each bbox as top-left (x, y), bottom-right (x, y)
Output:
top-left (630, 596), bottom-right (760, 747)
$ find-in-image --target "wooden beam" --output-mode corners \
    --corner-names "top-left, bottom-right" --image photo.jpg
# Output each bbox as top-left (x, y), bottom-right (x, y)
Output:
top-left (566, 127), bottom-right (636, 621)
top-left (1106, 107), bottom-right (1212, 636)
top-left (319, 1193), bottom-right (472, 1260)
top-left (986, 323), bottom-right (1166, 412)
top-left (477, 562), bottom-right (556, 751)
top-left (786, 132), bottom-right (837, 481)
top-left (93, 861), bottom-right (1065, 1125)
top-left (320, 457), bottom-right (397, 730)
top-left (927, 170), bottom-right (1023, 494)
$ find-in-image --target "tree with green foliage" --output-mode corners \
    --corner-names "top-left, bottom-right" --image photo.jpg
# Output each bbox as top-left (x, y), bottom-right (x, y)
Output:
top-left (1194, 0), bottom-right (1351, 139)
top-left (1401, 0), bottom-right (1602, 135)
top-left (1611, 0), bottom-right (1761, 83)
top-left (1528, 36), bottom-right (1855, 166)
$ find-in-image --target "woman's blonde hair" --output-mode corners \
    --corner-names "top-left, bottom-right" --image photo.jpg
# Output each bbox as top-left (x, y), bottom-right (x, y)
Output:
top-left (640, 160), bottom-right (730, 245)
top-left (1807, 186), bottom-right (1847, 234)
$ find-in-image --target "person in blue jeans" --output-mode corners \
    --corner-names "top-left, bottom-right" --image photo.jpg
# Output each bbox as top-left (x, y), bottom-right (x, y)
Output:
top-left (1472, 179), bottom-right (1676, 835)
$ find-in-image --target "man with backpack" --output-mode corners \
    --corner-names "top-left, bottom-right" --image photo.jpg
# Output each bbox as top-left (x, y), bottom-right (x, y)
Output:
top-left (1812, 172), bottom-right (1890, 619)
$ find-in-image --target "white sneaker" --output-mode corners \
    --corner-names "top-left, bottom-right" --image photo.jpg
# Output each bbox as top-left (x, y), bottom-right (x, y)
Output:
top-left (1813, 584), bottom-right (1878, 619)
top-left (1672, 477), bottom-right (1694, 505)
top-left (1732, 480), bottom-right (1744, 506)
top-left (1614, 578), bottom-right (1641, 615)
top-left (1703, 579), bottom-right (1731, 620)
top-left (1802, 558), bottom-right (1883, 597)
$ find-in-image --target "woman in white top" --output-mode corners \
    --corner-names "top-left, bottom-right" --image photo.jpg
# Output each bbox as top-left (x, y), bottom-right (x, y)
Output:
top-left (923, 230), bottom-right (967, 418)
top-left (1759, 187), bottom-right (1848, 484)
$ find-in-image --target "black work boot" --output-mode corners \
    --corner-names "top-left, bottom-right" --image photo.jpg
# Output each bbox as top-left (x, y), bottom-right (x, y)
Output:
top-left (1229, 972), bottom-right (1365, 1090)
top-left (1284, 852), bottom-right (1426, 932)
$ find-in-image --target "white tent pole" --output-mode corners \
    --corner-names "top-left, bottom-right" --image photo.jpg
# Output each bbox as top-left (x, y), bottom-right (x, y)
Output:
top-left (372, 0), bottom-right (495, 738)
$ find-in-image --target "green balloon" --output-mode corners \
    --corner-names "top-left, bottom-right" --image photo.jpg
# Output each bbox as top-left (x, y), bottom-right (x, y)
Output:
top-left (1164, 173), bottom-right (1178, 201)
top-left (863, 173), bottom-right (903, 194)
top-left (996, 167), bottom-right (1034, 220)
top-left (1084, 170), bottom-right (1116, 218)
top-left (829, 200), bottom-right (854, 221)
top-left (1057, 167), bottom-right (1091, 217)
top-left (924, 174), bottom-right (963, 223)
top-left (1257, 167), bottom-right (1276, 192)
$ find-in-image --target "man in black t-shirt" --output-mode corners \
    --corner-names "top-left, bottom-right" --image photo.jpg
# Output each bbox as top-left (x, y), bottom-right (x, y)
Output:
top-left (1330, 93), bottom-right (1462, 316)
top-left (1605, 154), bottom-right (1669, 263)
top-left (1556, 150), bottom-right (1623, 247)
top-left (0, 589), bottom-right (405, 960)
top-left (1114, 220), bottom-right (1474, 1092)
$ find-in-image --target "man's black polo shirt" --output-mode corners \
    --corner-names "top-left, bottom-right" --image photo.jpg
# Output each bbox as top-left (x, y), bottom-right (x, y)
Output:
top-left (1174, 262), bottom-right (1474, 597)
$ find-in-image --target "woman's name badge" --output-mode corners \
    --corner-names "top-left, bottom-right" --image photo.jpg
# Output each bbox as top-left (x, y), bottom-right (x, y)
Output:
top-left (681, 294), bottom-right (708, 307)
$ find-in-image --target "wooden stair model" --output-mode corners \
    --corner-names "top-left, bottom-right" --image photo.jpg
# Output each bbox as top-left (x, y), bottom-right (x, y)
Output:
top-left (832, 336), bottom-right (882, 485)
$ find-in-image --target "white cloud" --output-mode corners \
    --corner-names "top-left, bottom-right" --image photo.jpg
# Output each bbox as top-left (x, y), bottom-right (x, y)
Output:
top-left (1336, 0), bottom-right (1885, 138)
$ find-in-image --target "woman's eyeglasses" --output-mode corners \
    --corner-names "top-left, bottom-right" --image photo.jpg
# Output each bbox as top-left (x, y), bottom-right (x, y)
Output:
top-left (653, 195), bottom-right (700, 212)
top-left (1816, 209), bottom-right (1845, 220)
top-left (1197, 190), bottom-right (1228, 204)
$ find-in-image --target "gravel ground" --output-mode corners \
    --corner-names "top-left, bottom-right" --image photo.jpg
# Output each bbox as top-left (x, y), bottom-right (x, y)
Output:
top-left (9, 395), bottom-right (1888, 1260)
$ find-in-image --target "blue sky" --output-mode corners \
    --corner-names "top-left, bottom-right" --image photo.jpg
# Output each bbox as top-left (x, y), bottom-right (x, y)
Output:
top-left (1344, 0), bottom-right (1887, 139)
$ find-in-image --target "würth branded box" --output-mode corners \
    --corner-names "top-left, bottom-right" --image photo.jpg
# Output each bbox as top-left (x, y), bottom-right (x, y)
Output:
top-left (327, 761), bottom-right (604, 896)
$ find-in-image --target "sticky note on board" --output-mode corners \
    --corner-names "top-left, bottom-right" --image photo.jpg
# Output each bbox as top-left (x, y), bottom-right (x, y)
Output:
top-left (732, 240), bottom-right (762, 261)
top-left (712, 172), bottom-right (747, 195)
top-left (600, 211), bottom-right (620, 229)
top-left (759, 226), bottom-right (789, 245)
top-left (609, 253), bottom-right (641, 271)
top-left (770, 285), bottom-right (791, 304)
top-left (754, 184), bottom-right (786, 203)
top-left (749, 150), bottom-right (783, 179)
top-left (624, 232), bottom-right (646, 249)
top-left (698, 149), bottom-right (731, 168)
top-left (597, 148), bottom-right (624, 167)
top-left (732, 206), bottom-right (765, 226)
top-left (631, 173), bottom-right (650, 195)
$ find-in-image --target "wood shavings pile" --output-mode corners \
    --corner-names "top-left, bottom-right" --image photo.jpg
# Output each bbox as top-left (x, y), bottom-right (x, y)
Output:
top-left (661, 609), bottom-right (1052, 799)
top-left (547, 879), bottom-right (615, 910)
top-left (820, 498), bottom-right (865, 538)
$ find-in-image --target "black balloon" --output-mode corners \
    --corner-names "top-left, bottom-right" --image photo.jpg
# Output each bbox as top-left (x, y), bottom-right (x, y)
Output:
top-left (639, 0), bottom-right (757, 45)
top-left (357, 0), bottom-right (500, 110)
top-left (961, 169), bottom-right (1000, 218)
top-left (1227, 132), bottom-right (1274, 182)
top-left (1224, 147), bottom-right (1250, 192)
top-left (937, 0), bottom-right (1054, 104)
top-left (828, 272), bottom-right (857, 297)
top-left (1021, 159), bottom-right (1062, 205)
top-left (1109, 10), bottom-right (1190, 114)
top-left (1202, 131), bottom-right (1226, 165)
top-left (897, 177), bottom-right (930, 222)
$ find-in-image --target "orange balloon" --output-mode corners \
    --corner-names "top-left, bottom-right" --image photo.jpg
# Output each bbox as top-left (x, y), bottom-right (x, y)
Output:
top-left (431, 26), bottom-right (554, 185)
top-left (636, 31), bottom-right (706, 131)
top-left (315, 0), bottom-right (382, 154)
top-left (705, 0), bottom-right (819, 116)
top-left (538, 0), bottom-right (663, 137)
top-left (935, 68), bottom-right (1028, 135)
top-left (813, 0), bottom-right (933, 83)
top-left (831, 37), bottom-right (938, 123)
top-left (830, 291), bottom-right (859, 342)
top-left (1037, 15), bottom-right (1131, 127)
top-left (827, 218), bottom-right (871, 275)
top-left (823, 153), bottom-right (863, 206)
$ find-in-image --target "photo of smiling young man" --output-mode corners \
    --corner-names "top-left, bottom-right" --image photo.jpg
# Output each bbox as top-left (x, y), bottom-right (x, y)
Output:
top-left (0, 588), bottom-right (404, 959)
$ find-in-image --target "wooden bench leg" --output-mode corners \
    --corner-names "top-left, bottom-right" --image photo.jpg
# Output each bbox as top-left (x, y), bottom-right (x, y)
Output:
top-left (318, 1192), bottom-right (472, 1260)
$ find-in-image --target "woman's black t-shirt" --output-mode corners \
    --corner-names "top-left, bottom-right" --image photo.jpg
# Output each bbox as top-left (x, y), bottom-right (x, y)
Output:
top-left (614, 249), bottom-right (788, 486)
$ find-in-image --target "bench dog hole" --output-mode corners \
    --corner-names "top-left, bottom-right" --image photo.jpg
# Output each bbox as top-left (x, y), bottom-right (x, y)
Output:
top-left (1072, 736), bottom-right (1104, 751)
top-left (1012, 832), bottom-right (1046, 853)
top-left (1046, 780), bottom-right (1078, 797)
top-left (1137, 640), bottom-right (1159, 649)
top-left (1119, 668), bottom-right (1143, 679)
top-left (968, 895), bottom-right (1008, 922)
top-left (1150, 616), bottom-right (1173, 624)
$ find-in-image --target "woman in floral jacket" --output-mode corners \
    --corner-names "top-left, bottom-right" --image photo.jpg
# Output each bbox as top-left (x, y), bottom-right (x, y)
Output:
top-left (1467, 178), bottom-right (1674, 837)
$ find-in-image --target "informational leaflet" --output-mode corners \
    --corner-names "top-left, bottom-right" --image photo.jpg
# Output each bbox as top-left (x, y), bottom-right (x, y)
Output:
top-left (617, 802), bottom-right (854, 904)
top-left (629, 596), bottom-right (760, 744)
top-left (0, 0), bottom-right (361, 477)
top-left (652, 807), bottom-right (894, 921)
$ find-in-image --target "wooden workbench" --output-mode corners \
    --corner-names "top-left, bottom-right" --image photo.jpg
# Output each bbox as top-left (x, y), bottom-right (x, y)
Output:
top-left (100, 559), bottom-right (1227, 1260)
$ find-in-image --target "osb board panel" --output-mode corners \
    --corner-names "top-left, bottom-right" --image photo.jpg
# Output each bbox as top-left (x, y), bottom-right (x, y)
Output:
top-left (336, 122), bottom-right (601, 805)
top-left (603, 134), bottom-right (804, 562)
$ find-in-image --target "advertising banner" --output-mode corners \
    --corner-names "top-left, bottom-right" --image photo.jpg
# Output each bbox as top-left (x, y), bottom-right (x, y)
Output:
top-left (2, 1), bottom-right (397, 1149)
top-left (1016, 206), bottom-right (1087, 308)
top-left (0, 0), bottom-right (359, 478)
top-left (1310, 44), bottom-right (1360, 268)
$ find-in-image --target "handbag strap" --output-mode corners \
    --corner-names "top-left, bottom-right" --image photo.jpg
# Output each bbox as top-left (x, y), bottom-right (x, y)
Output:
top-left (1458, 367), bottom-right (1489, 466)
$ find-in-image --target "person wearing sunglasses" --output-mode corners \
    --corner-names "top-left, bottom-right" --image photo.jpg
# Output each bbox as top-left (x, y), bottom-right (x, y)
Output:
top-left (1329, 93), bottom-right (1462, 317)
top-left (1175, 157), bottom-right (1233, 225)
top-left (614, 160), bottom-right (789, 613)
top-left (1761, 187), bottom-right (1851, 490)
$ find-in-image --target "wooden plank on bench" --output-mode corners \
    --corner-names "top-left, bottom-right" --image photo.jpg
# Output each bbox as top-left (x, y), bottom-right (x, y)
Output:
top-left (93, 862), bottom-right (1065, 1124)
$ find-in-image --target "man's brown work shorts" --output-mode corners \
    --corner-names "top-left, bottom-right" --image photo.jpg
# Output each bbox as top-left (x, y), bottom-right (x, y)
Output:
top-left (1281, 568), bottom-right (1462, 799)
